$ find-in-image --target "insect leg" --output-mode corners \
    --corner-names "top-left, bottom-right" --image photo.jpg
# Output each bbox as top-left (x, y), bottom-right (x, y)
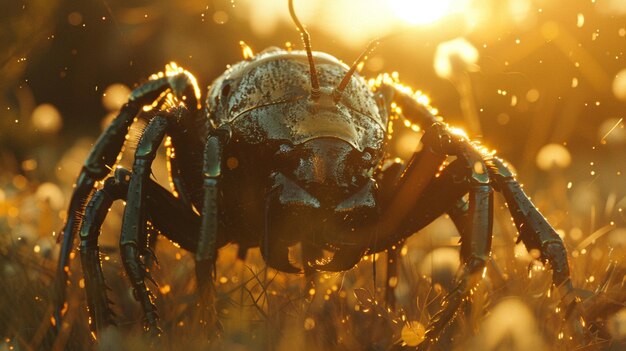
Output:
top-left (120, 115), bottom-right (171, 335)
top-left (487, 158), bottom-right (573, 294)
top-left (54, 102), bottom-right (140, 328)
top-left (447, 197), bottom-right (508, 288)
top-left (488, 159), bottom-right (593, 341)
top-left (376, 78), bottom-right (498, 266)
top-left (80, 166), bottom-right (200, 338)
top-left (55, 70), bottom-right (200, 328)
top-left (369, 131), bottom-right (448, 253)
top-left (374, 78), bottom-right (439, 131)
top-left (375, 160), bottom-right (406, 308)
top-left (419, 163), bottom-right (494, 350)
top-left (375, 124), bottom-right (496, 349)
top-left (143, 179), bottom-right (200, 252)
top-left (165, 138), bottom-right (194, 209)
top-left (384, 160), bottom-right (468, 243)
top-left (79, 168), bottom-right (130, 336)
top-left (195, 125), bottom-right (230, 335)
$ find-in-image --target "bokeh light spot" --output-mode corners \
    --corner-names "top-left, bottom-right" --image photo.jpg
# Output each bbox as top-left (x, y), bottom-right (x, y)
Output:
top-left (612, 69), bottom-right (626, 101)
top-left (213, 10), bottom-right (229, 24)
top-left (102, 84), bottom-right (131, 112)
top-left (36, 182), bottom-right (65, 210)
top-left (31, 103), bottom-right (62, 134)
top-left (304, 317), bottom-right (316, 330)
top-left (496, 113), bottom-right (510, 125)
top-left (536, 144), bottom-right (571, 170)
top-left (526, 89), bottom-right (540, 102)
top-left (434, 38), bottom-right (479, 79)
top-left (607, 308), bottom-right (626, 340)
top-left (67, 12), bottom-right (83, 26)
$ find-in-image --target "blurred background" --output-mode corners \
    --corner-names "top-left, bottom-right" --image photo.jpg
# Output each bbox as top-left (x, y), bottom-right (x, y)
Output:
top-left (1, 0), bottom-right (625, 350)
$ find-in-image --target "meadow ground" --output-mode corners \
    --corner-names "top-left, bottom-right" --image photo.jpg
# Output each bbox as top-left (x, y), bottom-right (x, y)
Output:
top-left (0, 164), bottom-right (624, 350)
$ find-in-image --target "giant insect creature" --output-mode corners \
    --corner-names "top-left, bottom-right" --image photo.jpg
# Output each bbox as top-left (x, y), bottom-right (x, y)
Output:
top-left (53, 0), bottom-right (577, 348)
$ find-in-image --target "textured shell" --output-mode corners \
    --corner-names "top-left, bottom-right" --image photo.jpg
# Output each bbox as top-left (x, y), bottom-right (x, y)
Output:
top-left (206, 48), bottom-right (386, 152)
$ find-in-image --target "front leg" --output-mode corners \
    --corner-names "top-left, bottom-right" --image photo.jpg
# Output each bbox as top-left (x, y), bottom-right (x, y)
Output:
top-left (488, 158), bottom-right (587, 340)
top-left (487, 158), bottom-right (575, 303)
top-left (376, 77), bottom-right (573, 291)
top-left (388, 127), bottom-right (493, 350)
top-left (375, 79), bottom-right (577, 348)
top-left (195, 125), bottom-right (230, 336)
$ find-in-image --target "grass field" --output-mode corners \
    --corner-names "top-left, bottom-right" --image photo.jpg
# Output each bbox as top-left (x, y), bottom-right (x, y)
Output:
top-left (1, 167), bottom-right (624, 350)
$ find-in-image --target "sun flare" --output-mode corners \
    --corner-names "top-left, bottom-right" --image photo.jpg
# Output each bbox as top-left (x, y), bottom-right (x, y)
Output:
top-left (389, 0), bottom-right (456, 25)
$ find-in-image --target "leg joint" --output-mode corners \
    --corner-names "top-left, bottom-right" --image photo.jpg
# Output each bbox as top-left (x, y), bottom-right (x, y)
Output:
top-left (79, 239), bottom-right (98, 251)
top-left (134, 116), bottom-right (170, 159)
top-left (203, 178), bottom-right (218, 186)
top-left (81, 165), bottom-right (110, 180)
top-left (112, 167), bottom-right (132, 186)
top-left (486, 157), bottom-right (516, 182)
top-left (203, 125), bottom-right (230, 178)
top-left (466, 256), bottom-right (488, 273)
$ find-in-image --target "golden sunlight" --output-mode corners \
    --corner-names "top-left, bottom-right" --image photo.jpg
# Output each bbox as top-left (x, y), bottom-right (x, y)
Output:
top-left (388, 0), bottom-right (457, 25)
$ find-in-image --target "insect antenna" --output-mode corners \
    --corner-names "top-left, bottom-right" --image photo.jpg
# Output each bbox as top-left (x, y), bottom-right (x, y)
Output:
top-left (333, 39), bottom-right (380, 102)
top-left (288, 0), bottom-right (320, 99)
